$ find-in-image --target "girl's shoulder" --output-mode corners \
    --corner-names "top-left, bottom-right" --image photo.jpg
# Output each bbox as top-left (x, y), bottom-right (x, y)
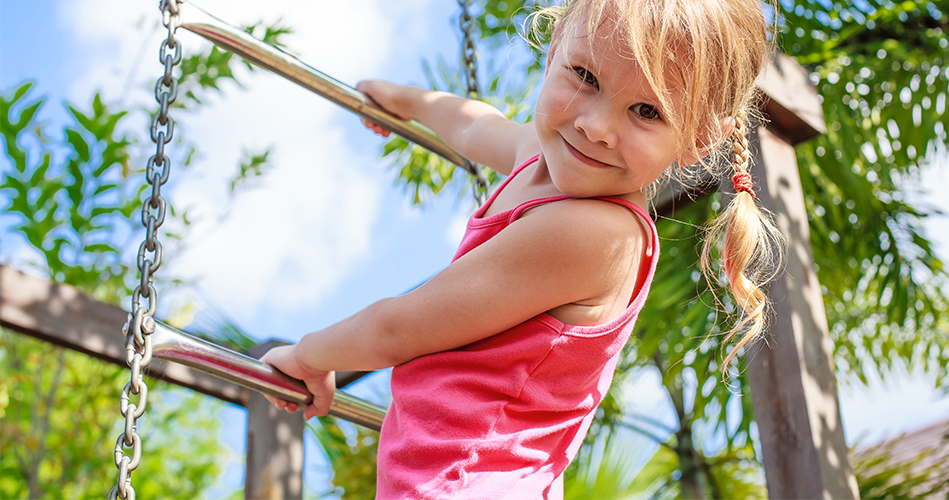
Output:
top-left (509, 198), bottom-right (653, 325)
top-left (518, 198), bottom-right (651, 261)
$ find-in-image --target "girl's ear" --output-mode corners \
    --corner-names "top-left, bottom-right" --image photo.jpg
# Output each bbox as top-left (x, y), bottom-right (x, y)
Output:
top-left (720, 116), bottom-right (736, 141)
top-left (678, 116), bottom-right (738, 166)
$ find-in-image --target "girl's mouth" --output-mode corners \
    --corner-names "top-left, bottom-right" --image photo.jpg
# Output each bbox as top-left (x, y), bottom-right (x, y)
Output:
top-left (562, 136), bottom-right (614, 169)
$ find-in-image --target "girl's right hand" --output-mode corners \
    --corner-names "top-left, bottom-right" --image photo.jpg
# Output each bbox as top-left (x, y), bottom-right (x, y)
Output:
top-left (356, 80), bottom-right (413, 138)
top-left (259, 344), bottom-right (336, 420)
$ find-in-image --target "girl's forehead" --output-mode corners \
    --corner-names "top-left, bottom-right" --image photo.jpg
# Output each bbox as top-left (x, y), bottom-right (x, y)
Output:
top-left (562, 15), bottom-right (691, 88)
top-left (561, 18), bottom-right (638, 64)
top-left (561, 26), bottom-right (641, 74)
top-left (558, 23), bottom-right (685, 111)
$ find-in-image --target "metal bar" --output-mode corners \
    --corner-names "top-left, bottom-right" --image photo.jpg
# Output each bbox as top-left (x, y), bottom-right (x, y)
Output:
top-left (150, 321), bottom-right (388, 431)
top-left (177, 1), bottom-right (468, 169)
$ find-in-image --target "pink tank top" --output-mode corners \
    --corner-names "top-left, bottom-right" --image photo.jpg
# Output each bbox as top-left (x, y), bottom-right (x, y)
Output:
top-left (376, 155), bottom-right (660, 499)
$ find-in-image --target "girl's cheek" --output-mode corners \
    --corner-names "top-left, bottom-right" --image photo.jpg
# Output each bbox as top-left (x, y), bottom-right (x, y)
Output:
top-left (538, 86), bottom-right (577, 123)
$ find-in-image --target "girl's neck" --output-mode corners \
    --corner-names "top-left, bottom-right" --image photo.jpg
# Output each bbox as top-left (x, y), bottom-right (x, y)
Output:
top-left (532, 153), bottom-right (651, 210)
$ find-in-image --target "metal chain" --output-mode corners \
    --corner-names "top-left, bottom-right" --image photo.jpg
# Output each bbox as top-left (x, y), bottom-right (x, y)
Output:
top-left (458, 0), bottom-right (489, 205)
top-left (110, 1), bottom-right (181, 498)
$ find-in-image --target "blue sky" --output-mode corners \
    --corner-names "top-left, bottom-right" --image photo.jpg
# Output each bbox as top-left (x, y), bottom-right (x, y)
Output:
top-left (2, 0), bottom-right (948, 496)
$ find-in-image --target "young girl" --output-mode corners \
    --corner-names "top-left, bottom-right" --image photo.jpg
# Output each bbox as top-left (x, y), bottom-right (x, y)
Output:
top-left (262, 0), bottom-right (783, 497)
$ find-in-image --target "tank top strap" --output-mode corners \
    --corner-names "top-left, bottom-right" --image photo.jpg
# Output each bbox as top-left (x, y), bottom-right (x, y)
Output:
top-left (474, 154), bottom-right (541, 219)
top-left (511, 153), bottom-right (541, 177)
top-left (506, 194), bottom-right (658, 262)
top-left (503, 193), bottom-right (659, 307)
top-left (594, 197), bottom-right (660, 307)
top-left (593, 197), bottom-right (659, 257)
top-left (506, 194), bottom-right (573, 223)
top-left (487, 154), bottom-right (660, 307)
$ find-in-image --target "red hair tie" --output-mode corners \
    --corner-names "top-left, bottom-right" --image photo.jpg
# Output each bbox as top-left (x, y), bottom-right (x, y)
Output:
top-left (732, 172), bottom-right (756, 199)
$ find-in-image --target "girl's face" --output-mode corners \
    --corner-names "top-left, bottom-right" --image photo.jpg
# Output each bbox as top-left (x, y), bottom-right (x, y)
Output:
top-left (534, 23), bottom-right (687, 201)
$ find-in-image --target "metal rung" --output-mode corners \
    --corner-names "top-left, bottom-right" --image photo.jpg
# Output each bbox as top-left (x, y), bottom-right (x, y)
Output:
top-left (177, 1), bottom-right (468, 169)
top-left (150, 320), bottom-right (388, 431)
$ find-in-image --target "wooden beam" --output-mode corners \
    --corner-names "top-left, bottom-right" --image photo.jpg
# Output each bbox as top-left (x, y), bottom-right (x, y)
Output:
top-left (653, 170), bottom-right (717, 219)
top-left (0, 264), bottom-right (251, 407)
top-left (758, 53), bottom-right (827, 146)
top-left (744, 54), bottom-right (858, 499)
top-left (742, 124), bottom-right (859, 500)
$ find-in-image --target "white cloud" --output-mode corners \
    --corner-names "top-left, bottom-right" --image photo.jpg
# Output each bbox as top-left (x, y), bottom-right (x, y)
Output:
top-left (55, 0), bottom-right (437, 322)
top-left (57, 0), bottom-right (157, 104)
top-left (445, 212), bottom-right (469, 248)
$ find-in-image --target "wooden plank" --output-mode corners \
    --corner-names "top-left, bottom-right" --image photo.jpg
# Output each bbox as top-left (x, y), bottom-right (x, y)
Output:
top-left (657, 54), bottom-right (854, 499)
top-left (0, 264), bottom-right (250, 407)
top-left (245, 341), bottom-right (304, 500)
top-left (759, 53), bottom-right (827, 146)
top-left (743, 125), bottom-right (859, 500)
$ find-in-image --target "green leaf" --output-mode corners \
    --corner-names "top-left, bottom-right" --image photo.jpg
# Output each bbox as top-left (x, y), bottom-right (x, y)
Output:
top-left (89, 206), bottom-right (116, 219)
top-left (65, 129), bottom-right (90, 162)
top-left (0, 17), bottom-right (298, 495)
top-left (92, 182), bottom-right (118, 196)
top-left (13, 99), bottom-right (44, 133)
top-left (83, 243), bottom-right (119, 254)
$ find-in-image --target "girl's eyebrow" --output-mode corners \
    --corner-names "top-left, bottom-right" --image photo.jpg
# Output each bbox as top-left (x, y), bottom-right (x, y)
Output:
top-left (564, 50), bottom-right (598, 74)
top-left (562, 37), bottom-right (594, 62)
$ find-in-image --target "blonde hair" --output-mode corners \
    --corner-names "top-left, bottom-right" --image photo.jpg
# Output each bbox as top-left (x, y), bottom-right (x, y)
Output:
top-left (529, 0), bottom-right (786, 378)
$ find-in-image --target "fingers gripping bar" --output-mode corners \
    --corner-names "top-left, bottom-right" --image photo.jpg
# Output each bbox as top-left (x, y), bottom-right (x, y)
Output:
top-left (177, 1), bottom-right (469, 169)
top-left (150, 321), bottom-right (388, 431)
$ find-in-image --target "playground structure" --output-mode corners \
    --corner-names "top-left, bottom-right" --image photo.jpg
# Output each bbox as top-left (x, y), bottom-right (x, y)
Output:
top-left (0, 1), bottom-right (865, 498)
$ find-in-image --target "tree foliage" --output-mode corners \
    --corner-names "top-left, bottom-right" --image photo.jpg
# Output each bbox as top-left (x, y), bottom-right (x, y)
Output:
top-left (1, 83), bottom-right (144, 302)
top-left (0, 19), bottom-right (292, 499)
top-left (851, 435), bottom-right (949, 499)
top-left (308, 417), bottom-right (380, 499)
top-left (782, 0), bottom-right (949, 383)
top-left (0, 81), bottom-right (229, 500)
top-left (0, 331), bottom-right (231, 500)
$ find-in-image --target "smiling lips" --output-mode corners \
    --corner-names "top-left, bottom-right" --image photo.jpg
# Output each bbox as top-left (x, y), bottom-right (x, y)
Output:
top-left (562, 136), bottom-right (614, 169)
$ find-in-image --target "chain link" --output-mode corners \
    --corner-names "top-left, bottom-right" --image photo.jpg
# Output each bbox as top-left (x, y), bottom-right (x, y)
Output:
top-left (111, 1), bottom-right (182, 498)
top-left (457, 0), bottom-right (489, 205)
top-left (458, 0), bottom-right (480, 99)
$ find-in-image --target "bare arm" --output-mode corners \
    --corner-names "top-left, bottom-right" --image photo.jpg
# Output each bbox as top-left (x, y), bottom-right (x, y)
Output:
top-left (356, 80), bottom-right (535, 174)
top-left (262, 200), bottom-right (647, 417)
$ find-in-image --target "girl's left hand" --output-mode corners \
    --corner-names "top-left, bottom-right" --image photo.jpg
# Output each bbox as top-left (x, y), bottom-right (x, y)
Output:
top-left (356, 80), bottom-right (413, 138)
top-left (259, 345), bottom-right (336, 420)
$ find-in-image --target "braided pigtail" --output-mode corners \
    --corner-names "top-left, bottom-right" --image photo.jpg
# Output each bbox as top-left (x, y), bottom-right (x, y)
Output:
top-left (702, 118), bottom-right (786, 380)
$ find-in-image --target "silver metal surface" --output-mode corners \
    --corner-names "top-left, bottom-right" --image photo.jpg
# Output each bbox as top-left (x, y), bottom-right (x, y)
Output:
top-left (456, 0), bottom-right (488, 204)
top-left (150, 321), bottom-right (387, 431)
top-left (177, 1), bottom-right (468, 169)
top-left (113, 2), bottom-right (182, 497)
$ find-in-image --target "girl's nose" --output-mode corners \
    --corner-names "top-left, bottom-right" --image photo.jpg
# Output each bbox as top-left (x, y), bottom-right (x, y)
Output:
top-left (574, 106), bottom-right (618, 148)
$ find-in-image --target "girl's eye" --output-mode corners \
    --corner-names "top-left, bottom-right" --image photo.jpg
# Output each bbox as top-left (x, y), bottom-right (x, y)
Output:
top-left (572, 66), bottom-right (598, 89)
top-left (632, 103), bottom-right (661, 120)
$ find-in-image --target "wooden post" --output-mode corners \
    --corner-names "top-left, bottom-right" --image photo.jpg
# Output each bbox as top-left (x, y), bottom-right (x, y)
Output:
top-left (740, 54), bottom-right (860, 500)
top-left (246, 341), bottom-right (305, 500)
